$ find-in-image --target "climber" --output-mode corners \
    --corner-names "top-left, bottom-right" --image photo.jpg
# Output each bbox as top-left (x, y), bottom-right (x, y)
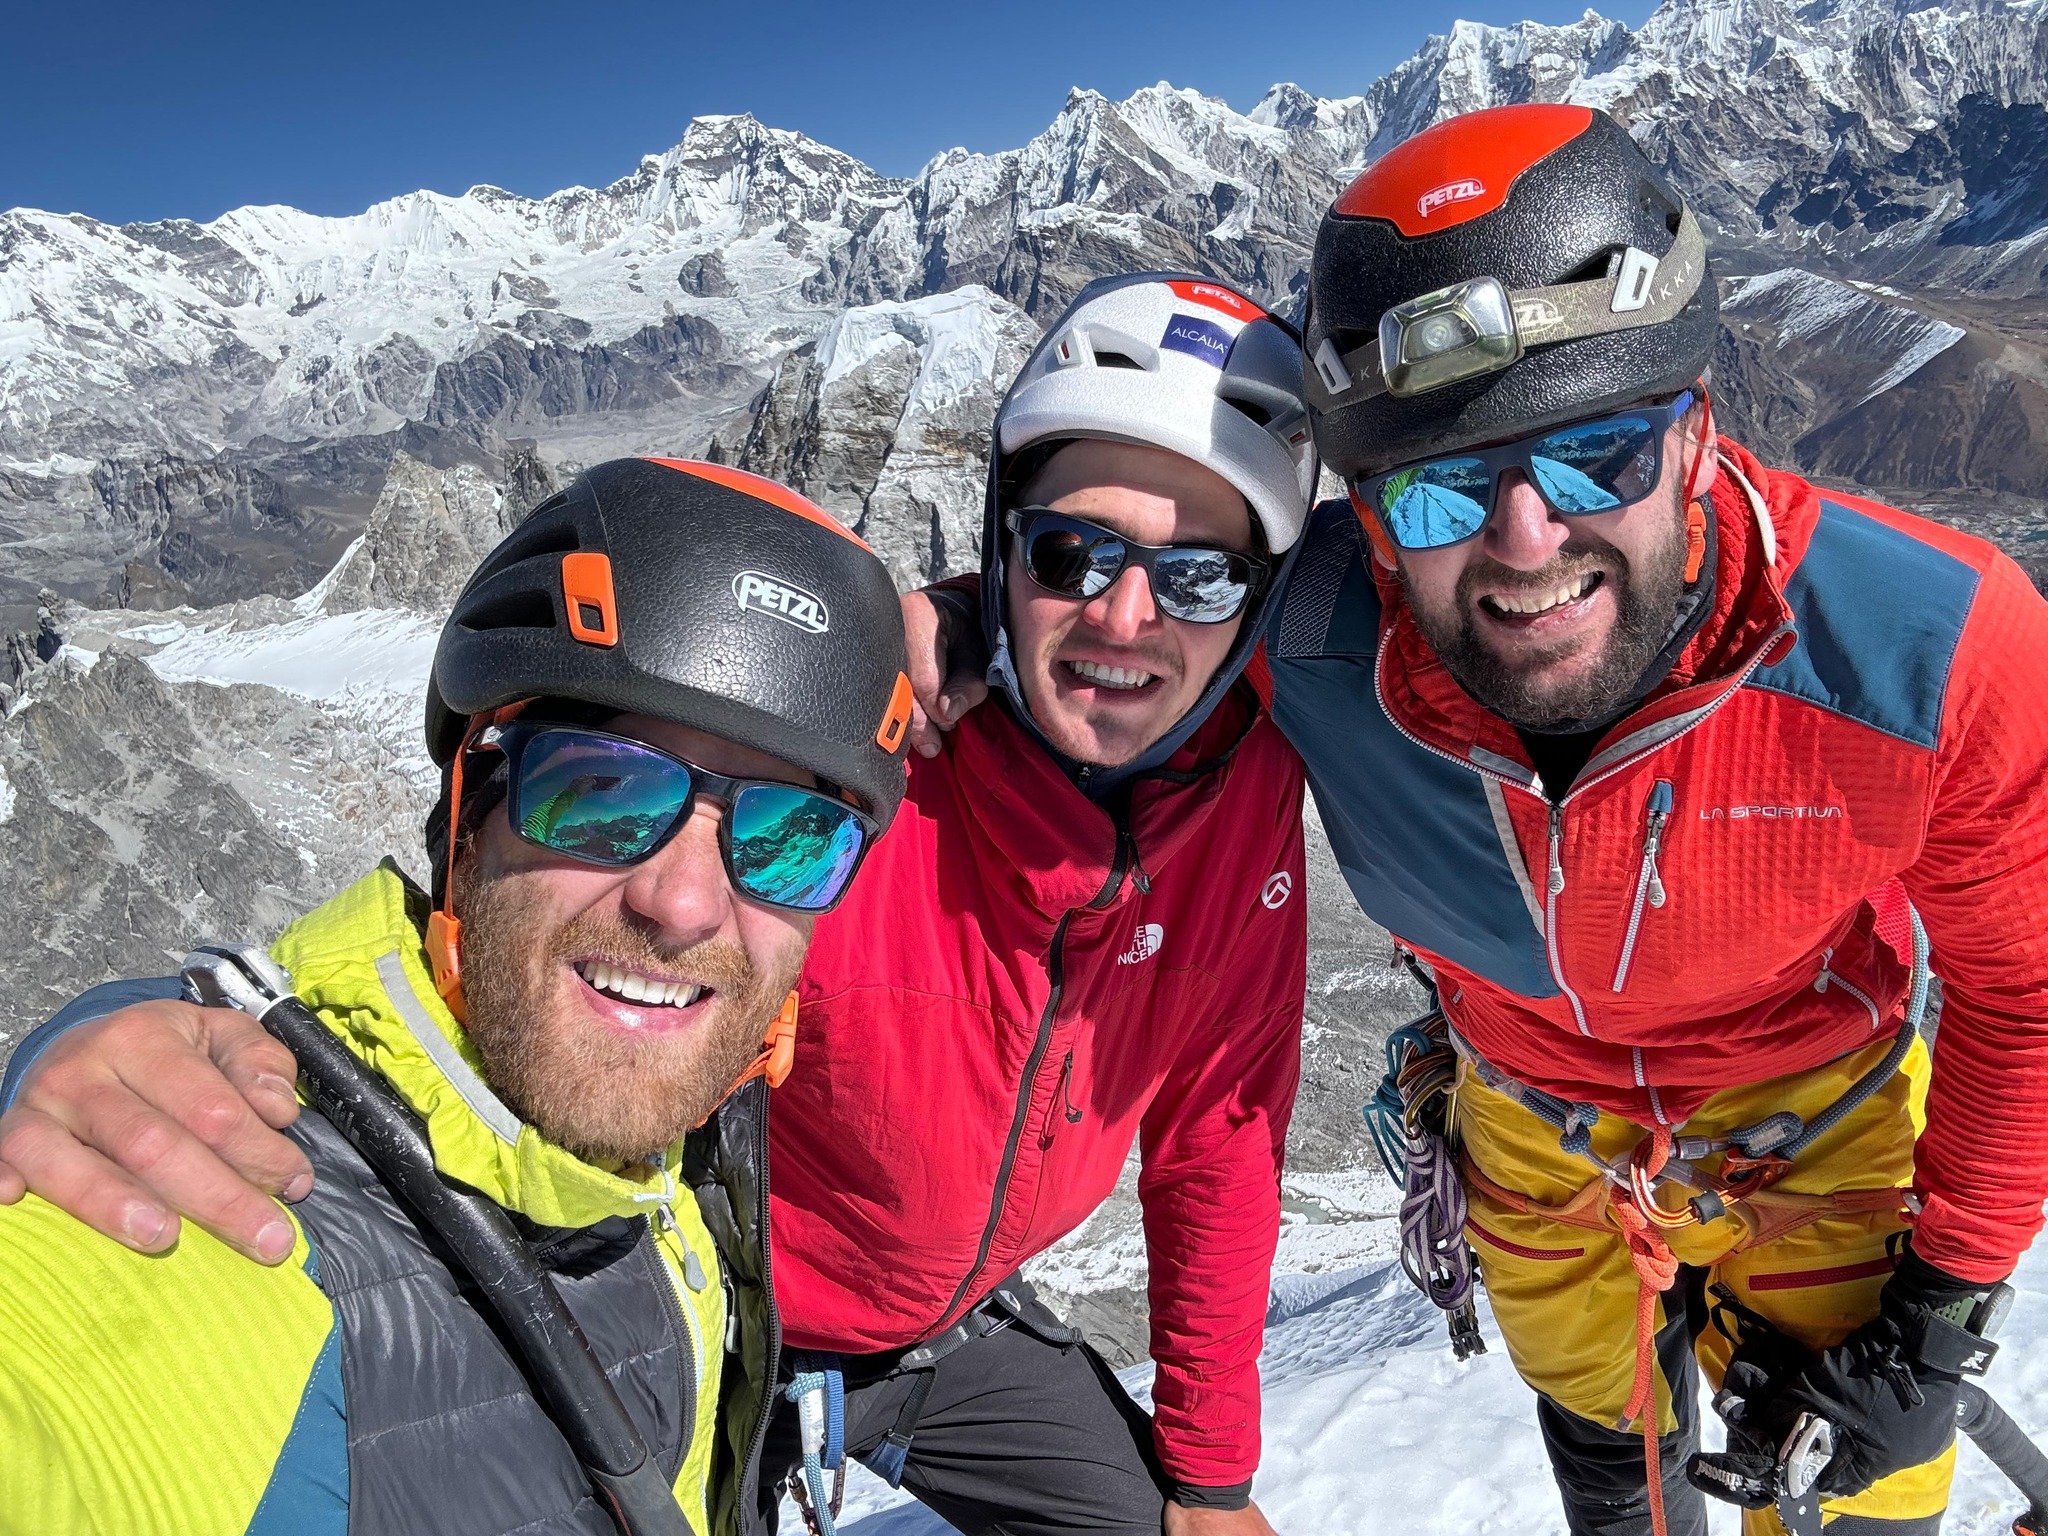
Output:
top-left (1271, 103), bottom-right (2048, 1535)
top-left (0, 457), bottom-right (914, 1534)
top-left (1, 274), bottom-right (1321, 1535)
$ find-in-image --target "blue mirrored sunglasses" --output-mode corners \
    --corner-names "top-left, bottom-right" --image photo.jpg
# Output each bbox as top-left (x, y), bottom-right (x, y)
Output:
top-left (486, 722), bottom-right (876, 913)
top-left (1355, 390), bottom-right (1696, 552)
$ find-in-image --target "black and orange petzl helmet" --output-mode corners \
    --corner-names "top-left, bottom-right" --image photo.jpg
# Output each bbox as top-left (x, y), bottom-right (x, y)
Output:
top-left (1304, 104), bottom-right (1717, 483)
top-left (425, 457), bottom-right (913, 828)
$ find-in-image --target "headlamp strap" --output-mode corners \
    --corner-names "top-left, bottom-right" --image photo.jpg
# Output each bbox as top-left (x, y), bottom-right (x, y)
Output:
top-left (1309, 210), bottom-right (1709, 408)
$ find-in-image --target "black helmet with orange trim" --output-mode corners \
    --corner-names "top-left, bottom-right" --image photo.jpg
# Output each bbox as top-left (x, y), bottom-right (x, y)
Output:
top-left (426, 456), bottom-right (913, 827)
top-left (1304, 104), bottom-right (1717, 482)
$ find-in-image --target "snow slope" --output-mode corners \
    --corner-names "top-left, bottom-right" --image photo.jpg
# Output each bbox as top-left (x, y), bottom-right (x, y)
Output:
top-left (812, 1171), bottom-right (2048, 1535)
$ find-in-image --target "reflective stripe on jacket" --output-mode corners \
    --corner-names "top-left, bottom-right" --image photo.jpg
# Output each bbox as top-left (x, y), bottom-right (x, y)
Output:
top-left (0, 864), bottom-right (769, 1535)
top-left (1269, 441), bottom-right (2048, 1283)
top-left (769, 682), bottom-right (1309, 1490)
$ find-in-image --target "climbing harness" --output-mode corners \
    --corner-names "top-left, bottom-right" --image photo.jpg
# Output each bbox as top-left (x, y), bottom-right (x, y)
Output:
top-left (785, 1354), bottom-right (846, 1536)
top-left (780, 1280), bottom-right (1080, 1529)
top-left (1370, 904), bottom-right (1936, 1536)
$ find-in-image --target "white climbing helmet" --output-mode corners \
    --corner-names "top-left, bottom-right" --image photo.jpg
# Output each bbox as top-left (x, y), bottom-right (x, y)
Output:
top-left (997, 273), bottom-right (1318, 552)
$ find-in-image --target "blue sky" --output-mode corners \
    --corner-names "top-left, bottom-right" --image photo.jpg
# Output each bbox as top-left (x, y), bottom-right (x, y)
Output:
top-left (5, 1), bottom-right (1659, 224)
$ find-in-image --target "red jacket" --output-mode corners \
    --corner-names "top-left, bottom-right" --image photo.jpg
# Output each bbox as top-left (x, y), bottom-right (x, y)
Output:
top-left (771, 678), bottom-right (1309, 1488)
top-left (1269, 442), bottom-right (2048, 1283)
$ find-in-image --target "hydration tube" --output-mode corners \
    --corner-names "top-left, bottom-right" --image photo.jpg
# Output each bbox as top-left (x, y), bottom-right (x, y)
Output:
top-left (180, 944), bottom-right (695, 1536)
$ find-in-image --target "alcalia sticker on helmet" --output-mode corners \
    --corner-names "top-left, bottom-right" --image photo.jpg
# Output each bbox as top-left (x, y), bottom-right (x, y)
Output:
top-left (1160, 314), bottom-right (1235, 369)
top-left (732, 571), bottom-right (830, 634)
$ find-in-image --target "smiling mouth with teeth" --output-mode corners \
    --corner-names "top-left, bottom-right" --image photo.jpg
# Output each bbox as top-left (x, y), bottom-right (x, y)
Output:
top-left (1479, 570), bottom-right (1604, 619)
top-left (574, 959), bottom-right (709, 1010)
top-left (1063, 658), bottom-right (1157, 690)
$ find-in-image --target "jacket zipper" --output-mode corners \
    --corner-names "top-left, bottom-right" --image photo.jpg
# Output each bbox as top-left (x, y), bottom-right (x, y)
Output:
top-left (1042, 1051), bottom-right (1082, 1145)
top-left (1610, 779), bottom-right (1674, 993)
top-left (1544, 803), bottom-right (1594, 1036)
top-left (933, 834), bottom-right (1131, 1330)
top-left (737, 1083), bottom-right (780, 1517)
top-left (645, 1208), bottom-right (699, 1474)
top-left (1374, 624), bottom-right (1789, 1046)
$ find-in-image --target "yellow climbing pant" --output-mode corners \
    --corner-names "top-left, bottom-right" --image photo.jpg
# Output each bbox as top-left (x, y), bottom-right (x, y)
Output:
top-left (1456, 1033), bottom-right (1954, 1533)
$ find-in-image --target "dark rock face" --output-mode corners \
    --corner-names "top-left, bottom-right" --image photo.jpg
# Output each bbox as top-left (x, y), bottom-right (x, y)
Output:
top-left (422, 315), bottom-right (743, 431)
top-left (0, 651), bottom-right (328, 1043)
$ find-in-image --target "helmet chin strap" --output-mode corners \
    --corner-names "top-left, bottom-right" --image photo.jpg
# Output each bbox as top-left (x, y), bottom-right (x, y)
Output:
top-left (427, 702), bottom-right (531, 1024)
top-left (1679, 387), bottom-right (1717, 584)
top-left (695, 991), bottom-right (801, 1128)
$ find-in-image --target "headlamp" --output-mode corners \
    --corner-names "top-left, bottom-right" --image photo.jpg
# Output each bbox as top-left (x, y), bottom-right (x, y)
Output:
top-left (1378, 277), bottom-right (1521, 397)
top-left (1303, 209), bottom-right (1710, 412)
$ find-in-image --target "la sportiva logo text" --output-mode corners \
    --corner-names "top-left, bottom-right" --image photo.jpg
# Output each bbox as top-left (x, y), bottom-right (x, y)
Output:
top-left (1698, 805), bottom-right (1843, 820)
top-left (733, 571), bottom-right (830, 634)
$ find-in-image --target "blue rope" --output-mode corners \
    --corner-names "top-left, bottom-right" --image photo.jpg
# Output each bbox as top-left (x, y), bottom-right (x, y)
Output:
top-left (1363, 1020), bottom-right (1449, 1181)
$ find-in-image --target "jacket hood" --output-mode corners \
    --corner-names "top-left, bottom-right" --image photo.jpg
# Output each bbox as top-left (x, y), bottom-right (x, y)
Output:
top-left (979, 280), bottom-right (1305, 801)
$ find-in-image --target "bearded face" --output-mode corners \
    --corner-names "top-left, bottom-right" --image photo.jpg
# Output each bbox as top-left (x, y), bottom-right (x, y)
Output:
top-left (447, 715), bottom-right (815, 1166)
top-left (1390, 416), bottom-right (1700, 732)
top-left (1401, 512), bottom-right (1691, 730)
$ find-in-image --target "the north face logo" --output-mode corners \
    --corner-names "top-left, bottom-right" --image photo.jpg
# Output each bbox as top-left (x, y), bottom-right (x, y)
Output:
top-left (1118, 922), bottom-right (1164, 965)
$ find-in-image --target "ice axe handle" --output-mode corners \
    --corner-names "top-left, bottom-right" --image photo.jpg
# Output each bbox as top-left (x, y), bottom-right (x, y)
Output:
top-left (1959, 1382), bottom-right (2048, 1536)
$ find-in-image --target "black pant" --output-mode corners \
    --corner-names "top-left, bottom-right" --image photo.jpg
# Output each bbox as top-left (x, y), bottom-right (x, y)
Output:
top-left (758, 1292), bottom-right (1168, 1536)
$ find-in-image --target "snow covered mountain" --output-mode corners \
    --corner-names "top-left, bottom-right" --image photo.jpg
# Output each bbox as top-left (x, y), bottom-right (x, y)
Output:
top-left (4, 0), bottom-right (2044, 621)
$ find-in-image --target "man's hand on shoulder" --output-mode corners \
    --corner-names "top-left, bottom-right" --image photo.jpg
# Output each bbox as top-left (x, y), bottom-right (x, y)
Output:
top-left (1164, 1499), bottom-right (1278, 1536)
top-left (0, 999), bottom-right (312, 1264)
top-left (901, 582), bottom-right (989, 758)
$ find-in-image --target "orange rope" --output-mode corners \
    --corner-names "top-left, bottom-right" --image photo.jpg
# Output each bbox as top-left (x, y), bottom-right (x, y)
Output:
top-left (1613, 1127), bottom-right (1681, 1536)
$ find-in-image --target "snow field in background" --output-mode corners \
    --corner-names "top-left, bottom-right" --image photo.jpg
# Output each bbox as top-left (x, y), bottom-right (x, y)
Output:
top-left (142, 608), bottom-right (437, 702)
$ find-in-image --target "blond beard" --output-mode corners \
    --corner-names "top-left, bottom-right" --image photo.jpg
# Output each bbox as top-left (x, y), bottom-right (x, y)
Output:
top-left (454, 868), bottom-right (794, 1164)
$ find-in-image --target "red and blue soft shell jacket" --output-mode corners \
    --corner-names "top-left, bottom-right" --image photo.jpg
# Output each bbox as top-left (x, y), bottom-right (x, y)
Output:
top-left (769, 679), bottom-right (1310, 1490)
top-left (1269, 440), bottom-right (2048, 1285)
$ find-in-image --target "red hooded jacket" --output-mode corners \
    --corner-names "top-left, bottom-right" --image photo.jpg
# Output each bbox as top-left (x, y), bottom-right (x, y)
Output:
top-left (771, 676), bottom-right (1309, 1489)
top-left (1269, 442), bottom-right (2048, 1283)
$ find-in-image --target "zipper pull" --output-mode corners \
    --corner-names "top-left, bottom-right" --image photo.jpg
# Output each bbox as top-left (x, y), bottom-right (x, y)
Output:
top-left (1059, 1051), bottom-right (1081, 1124)
top-left (1644, 780), bottom-right (1673, 908)
top-left (1547, 803), bottom-right (1566, 896)
top-left (1115, 827), bottom-right (1152, 896)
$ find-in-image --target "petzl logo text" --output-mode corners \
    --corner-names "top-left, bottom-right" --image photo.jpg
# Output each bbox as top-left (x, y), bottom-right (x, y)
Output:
top-left (732, 571), bottom-right (830, 634)
top-left (1160, 313), bottom-right (1235, 369)
top-left (1417, 178), bottom-right (1486, 219)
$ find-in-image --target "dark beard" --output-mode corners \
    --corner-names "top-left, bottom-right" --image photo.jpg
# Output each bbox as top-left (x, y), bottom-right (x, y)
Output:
top-left (1404, 510), bottom-right (1690, 732)
top-left (454, 872), bottom-right (789, 1164)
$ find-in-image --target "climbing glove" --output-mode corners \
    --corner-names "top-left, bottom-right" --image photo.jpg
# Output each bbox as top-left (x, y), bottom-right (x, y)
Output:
top-left (1689, 1249), bottom-right (2007, 1504)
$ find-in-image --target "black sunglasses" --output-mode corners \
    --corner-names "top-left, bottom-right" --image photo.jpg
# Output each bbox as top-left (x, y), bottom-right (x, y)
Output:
top-left (1005, 507), bottom-right (1267, 625)
top-left (482, 722), bottom-right (877, 913)
top-left (1355, 390), bottom-right (1697, 552)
